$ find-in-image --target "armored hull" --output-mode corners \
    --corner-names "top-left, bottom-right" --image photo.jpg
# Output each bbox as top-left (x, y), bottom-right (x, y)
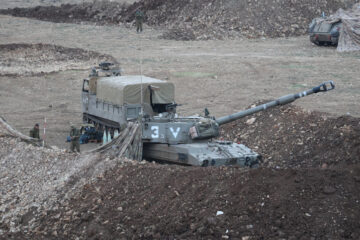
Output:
top-left (143, 142), bottom-right (260, 167)
top-left (82, 63), bottom-right (335, 167)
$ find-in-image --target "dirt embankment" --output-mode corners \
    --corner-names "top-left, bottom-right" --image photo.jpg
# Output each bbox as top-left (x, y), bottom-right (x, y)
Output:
top-left (0, 43), bottom-right (115, 76)
top-left (220, 103), bottom-right (360, 169)
top-left (1, 104), bottom-right (360, 239)
top-left (0, 2), bottom-right (130, 25)
top-left (0, 132), bottom-right (135, 236)
top-left (4, 163), bottom-right (360, 240)
top-left (1, 0), bottom-right (358, 40)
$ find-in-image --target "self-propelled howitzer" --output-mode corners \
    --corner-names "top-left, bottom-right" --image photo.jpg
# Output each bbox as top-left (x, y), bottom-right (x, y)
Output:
top-left (81, 65), bottom-right (334, 167)
top-left (141, 81), bottom-right (335, 167)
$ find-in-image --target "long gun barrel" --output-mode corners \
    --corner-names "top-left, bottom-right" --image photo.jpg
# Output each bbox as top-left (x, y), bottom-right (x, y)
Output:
top-left (216, 81), bottom-right (335, 126)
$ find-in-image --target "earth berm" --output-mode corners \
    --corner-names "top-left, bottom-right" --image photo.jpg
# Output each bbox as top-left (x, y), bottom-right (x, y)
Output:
top-left (1, 104), bottom-right (359, 239)
top-left (1, 0), bottom-right (357, 40)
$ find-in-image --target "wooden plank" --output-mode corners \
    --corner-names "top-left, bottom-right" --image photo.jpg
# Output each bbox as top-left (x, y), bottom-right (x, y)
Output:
top-left (84, 121), bottom-right (143, 161)
top-left (0, 116), bottom-right (42, 146)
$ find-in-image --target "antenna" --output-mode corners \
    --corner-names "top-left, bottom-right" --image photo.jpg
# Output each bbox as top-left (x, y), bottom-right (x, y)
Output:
top-left (139, 33), bottom-right (144, 115)
top-left (43, 17), bottom-right (56, 146)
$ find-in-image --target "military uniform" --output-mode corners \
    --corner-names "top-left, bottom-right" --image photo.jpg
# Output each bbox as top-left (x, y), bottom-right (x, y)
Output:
top-left (70, 126), bottom-right (81, 153)
top-left (135, 10), bottom-right (144, 33)
top-left (29, 125), bottom-right (40, 139)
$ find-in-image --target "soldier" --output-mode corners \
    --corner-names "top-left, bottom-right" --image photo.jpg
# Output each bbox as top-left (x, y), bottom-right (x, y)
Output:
top-left (70, 125), bottom-right (81, 153)
top-left (29, 123), bottom-right (40, 139)
top-left (135, 9), bottom-right (144, 33)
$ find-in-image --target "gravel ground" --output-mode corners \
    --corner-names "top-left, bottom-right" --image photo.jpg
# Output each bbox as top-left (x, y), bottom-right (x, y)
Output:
top-left (0, 135), bottom-right (133, 234)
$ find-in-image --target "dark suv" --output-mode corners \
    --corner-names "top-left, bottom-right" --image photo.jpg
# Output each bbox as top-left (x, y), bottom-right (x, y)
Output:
top-left (309, 18), bottom-right (341, 46)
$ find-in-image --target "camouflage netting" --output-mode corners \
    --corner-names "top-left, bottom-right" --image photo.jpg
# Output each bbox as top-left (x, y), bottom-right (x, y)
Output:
top-left (329, 3), bottom-right (360, 52)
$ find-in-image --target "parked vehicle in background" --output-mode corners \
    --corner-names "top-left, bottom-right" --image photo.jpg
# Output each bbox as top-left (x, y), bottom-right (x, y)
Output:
top-left (309, 17), bottom-right (342, 46)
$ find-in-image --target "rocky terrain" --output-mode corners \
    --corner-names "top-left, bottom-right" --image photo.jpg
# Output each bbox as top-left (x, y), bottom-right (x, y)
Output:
top-left (1, 0), bottom-right (358, 40)
top-left (0, 130), bottom-right (135, 236)
top-left (1, 104), bottom-right (359, 239)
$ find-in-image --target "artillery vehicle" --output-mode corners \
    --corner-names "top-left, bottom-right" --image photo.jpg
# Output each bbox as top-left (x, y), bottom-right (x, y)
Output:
top-left (309, 17), bottom-right (341, 46)
top-left (82, 63), bottom-right (335, 167)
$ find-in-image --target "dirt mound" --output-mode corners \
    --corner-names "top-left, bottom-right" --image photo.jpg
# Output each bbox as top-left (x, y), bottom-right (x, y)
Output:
top-left (0, 2), bottom-right (130, 25)
top-left (1, 105), bottom-right (360, 239)
top-left (152, 0), bottom-right (357, 40)
top-left (220, 104), bottom-right (360, 169)
top-left (4, 163), bottom-right (360, 239)
top-left (0, 43), bottom-right (114, 76)
top-left (1, 0), bottom-right (357, 40)
top-left (0, 133), bottom-right (134, 235)
top-left (0, 0), bottom-right (136, 10)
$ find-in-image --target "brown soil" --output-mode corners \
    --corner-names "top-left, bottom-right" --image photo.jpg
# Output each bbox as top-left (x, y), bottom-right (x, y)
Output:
top-left (0, 43), bottom-right (115, 76)
top-left (1, 103), bottom-right (360, 239)
top-left (3, 162), bottom-right (360, 239)
top-left (0, 0), bottom-right (137, 10)
top-left (220, 104), bottom-right (360, 169)
top-left (0, 2), bottom-right (131, 25)
top-left (1, 0), bottom-right (357, 40)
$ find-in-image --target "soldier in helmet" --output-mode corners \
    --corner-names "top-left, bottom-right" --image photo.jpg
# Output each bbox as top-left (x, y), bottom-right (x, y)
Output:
top-left (29, 123), bottom-right (40, 139)
top-left (135, 9), bottom-right (144, 33)
top-left (69, 125), bottom-right (81, 153)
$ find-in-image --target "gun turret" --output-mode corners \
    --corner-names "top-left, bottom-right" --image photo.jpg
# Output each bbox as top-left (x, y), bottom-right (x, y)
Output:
top-left (142, 81), bottom-right (335, 144)
top-left (216, 81), bottom-right (335, 126)
top-left (95, 62), bottom-right (122, 76)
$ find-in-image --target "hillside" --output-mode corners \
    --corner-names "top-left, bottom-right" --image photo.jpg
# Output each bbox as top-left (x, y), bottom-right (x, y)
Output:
top-left (1, 0), bottom-right (357, 40)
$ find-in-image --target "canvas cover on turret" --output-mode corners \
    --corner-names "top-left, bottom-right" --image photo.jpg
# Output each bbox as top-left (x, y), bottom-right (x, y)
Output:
top-left (96, 75), bottom-right (175, 105)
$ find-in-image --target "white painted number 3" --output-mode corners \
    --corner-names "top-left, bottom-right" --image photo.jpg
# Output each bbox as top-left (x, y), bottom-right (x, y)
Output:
top-left (151, 126), bottom-right (159, 138)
